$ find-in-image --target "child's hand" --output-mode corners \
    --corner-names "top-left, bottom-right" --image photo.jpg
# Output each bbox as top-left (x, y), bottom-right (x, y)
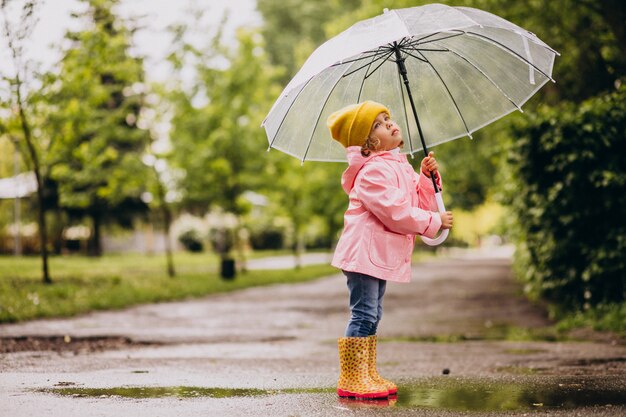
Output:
top-left (421, 151), bottom-right (439, 178)
top-left (440, 211), bottom-right (453, 229)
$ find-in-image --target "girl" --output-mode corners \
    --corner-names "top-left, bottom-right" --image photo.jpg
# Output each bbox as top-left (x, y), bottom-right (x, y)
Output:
top-left (327, 101), bottom-right (453, 399)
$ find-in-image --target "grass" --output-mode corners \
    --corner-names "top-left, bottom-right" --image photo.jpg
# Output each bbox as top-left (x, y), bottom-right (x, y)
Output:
top-left (380, 324), bottom-right (568, 344)
top-left (555, 303), bottom-right (626, 337)
top-left (0, 251), bottom-right (337, 323)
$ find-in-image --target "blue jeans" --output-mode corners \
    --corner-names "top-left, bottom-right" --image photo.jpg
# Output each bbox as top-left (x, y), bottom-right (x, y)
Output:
top-left (344, 271), bottom-right (387, 337)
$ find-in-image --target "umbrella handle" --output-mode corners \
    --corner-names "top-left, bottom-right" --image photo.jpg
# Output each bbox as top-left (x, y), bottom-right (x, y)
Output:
top-left (420, 192), bottom-right (449, 246)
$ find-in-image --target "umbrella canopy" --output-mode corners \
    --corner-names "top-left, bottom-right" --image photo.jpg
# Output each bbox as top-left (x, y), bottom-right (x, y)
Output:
top-left (262, 4), bottom-right (558, 162)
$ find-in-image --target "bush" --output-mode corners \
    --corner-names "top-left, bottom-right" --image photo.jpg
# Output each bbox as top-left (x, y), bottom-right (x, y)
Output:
top-left (249, 228), bottom-right (284, 250)
top-left (178, 229), bottom-right (204, 252)
top-left (507, 83), bottom-right (626, 310)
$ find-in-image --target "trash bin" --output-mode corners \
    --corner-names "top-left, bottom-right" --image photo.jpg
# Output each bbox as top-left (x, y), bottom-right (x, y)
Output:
top-left (220, 258), bottom-right (236, 280)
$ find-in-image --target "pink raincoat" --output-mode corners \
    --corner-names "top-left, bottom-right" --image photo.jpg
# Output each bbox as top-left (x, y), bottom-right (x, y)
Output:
top-left (331, 146), bottom-right (443, 283)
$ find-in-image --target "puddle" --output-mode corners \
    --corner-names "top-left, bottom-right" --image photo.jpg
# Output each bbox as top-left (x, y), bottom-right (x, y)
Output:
top-left (394, 379), bottom-right (626, 411)
top-left (42, 386), bottom-right (332, 399)
top-left (43, 386), bottom-right (275, 399)
top-left (41, 379), bottom-right (626, 412)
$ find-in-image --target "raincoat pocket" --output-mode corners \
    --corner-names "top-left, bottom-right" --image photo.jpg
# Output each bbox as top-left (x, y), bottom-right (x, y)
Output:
top-left (368, 230), bottom-right (409, 270)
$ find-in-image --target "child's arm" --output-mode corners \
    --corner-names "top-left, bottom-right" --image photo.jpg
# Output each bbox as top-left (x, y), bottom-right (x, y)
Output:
top-left (357, 165), bottom-right (442, 238)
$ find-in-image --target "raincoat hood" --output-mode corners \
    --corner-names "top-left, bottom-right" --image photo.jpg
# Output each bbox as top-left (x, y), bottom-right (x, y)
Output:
top-left (341, 146), bottom-right (405, 194)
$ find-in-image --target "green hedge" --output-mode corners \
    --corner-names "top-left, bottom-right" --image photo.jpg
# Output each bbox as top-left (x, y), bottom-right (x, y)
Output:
top-left (507, 84), bottom-right (626, 309)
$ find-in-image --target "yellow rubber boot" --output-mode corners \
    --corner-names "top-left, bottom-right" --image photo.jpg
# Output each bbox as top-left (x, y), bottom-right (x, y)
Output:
top-left (367, 335), bottom-right (398, 395)
top-left (337, 337), bottom-right (389, 399)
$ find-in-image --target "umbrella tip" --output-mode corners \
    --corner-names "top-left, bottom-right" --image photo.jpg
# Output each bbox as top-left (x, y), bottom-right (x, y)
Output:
top-left (383, 8), bottom-right (389, 13)
top-left (266, 146), bottom-right (271, 152)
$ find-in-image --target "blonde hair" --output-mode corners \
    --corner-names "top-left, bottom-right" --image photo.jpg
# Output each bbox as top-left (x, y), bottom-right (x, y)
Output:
top-left (360, 136), bottom-right (381, 157)
top-left (361, 135), bottom-right (404, 157)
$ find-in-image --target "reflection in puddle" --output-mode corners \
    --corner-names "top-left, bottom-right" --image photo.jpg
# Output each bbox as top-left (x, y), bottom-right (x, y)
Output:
top-left (42, 386), bottom-right (334, 399)
top-left (396, 379), bottom-right (626, 411)
top-left (43, 386), bottom-right (273, 399)
top-left (41, 378), bottom-right (626, 412)
top-left (336, 395), bottom-right (397, 409)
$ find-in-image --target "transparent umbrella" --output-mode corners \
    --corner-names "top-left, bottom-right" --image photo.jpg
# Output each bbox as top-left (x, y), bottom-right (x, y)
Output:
top-left (262, 3), bottom-right (558, 244)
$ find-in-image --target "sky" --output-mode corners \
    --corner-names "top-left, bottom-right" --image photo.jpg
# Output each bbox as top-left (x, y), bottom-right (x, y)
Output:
top-left (0, 0), bottom-right (261, 82)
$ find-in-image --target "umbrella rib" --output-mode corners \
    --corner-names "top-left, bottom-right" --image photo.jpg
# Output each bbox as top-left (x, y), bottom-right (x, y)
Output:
top-left (402, 49), bottom-right (431, 62)
top-left (267, 77), bottom-right (314, 150)
top-left (357, 47), bottom-right (386, 102)
top-left (451, 30), bottom-right (556, 82)
top-left (364, 50), bottom-right (395, 79)
top-left (414, 49), bottom-right (473, 138)
top-left (333, 47), bottom-right (388, 67)
top-left (395, 36), bottom-right (411, 48)
top-left (410, 31), bottom-right (442, 45)
top-left (408, 32), bottom-right (465, 47)
top-left (343, 50), bottom-right (393, 78)
top-left (414, 47), bottom-right (448, 52)
top-left (431, 41), bottom-right (524, 112)
top-left (300, 58), bottom-right (357, 163)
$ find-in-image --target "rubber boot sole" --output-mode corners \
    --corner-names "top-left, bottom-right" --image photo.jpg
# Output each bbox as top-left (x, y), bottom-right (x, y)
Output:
top-left (337, 388), bottom-right (389, 399)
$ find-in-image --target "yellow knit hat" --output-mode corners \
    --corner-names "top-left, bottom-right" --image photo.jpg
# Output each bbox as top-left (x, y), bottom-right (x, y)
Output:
top-left (327, 101), bottom-right (390, 148)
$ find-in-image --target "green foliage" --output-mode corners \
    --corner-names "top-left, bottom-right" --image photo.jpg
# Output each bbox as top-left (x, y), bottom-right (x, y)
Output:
top-left (556, 303), bottom-right (626, 336)
top-left (257, 0), bottom-right (361, 81)
top-left (506, 83), bottom-right (626, 309)
top-left (44, 0), bottom-right (150, 235)
top-left (259, 153), bottom-right (346, 251)
top-left (0, 253), bottom-right (336, 323)
top-left (166, 25), bottom-right (282, 214)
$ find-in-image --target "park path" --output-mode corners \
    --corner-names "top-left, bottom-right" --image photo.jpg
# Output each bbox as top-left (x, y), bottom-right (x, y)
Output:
top-left (1, 248), bottom-right (625, 416)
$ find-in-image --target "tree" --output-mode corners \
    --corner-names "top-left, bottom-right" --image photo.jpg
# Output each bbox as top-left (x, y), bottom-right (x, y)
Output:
top-left (165, 13), bottom-right (282, 275)
top-left (506, 84), bottom-right (626, 309)
top-left (256, 0), bottom-right (361, 82)
top-left (0, 0), bottom-right (52, 283)
top-left (259, 152), bottom-right (345, 266)
top-left (138, 86), bottom-right (178, 278)
top-left (45, 0), bottom-right (151, 256)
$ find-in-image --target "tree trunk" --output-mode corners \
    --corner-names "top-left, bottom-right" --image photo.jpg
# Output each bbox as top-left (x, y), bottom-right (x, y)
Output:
top-left (34, 179), bottom-right (51, 283)
top-left (154, 169), bottom-right (175, 277)
top-left (16, 79), bottom-right (51, 284)
top-left (52, 209), bottom-right (64, 255)
top-left (88, 212), bottom-right (103, 257)
top-left (235, 217), bottom-right (248, 274)
top-left (12, 140), bottom-right (22, 256)
top-left (161, 204), bottom-right (175, 278)
top-left (293, 227), bottom-right (304, 270)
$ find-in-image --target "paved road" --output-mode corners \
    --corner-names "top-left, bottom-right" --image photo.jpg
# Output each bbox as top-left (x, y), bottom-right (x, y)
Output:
top-left (1, 250), bottom-right (625, 416)
top-left (245, 252), bottom-right (333, 270)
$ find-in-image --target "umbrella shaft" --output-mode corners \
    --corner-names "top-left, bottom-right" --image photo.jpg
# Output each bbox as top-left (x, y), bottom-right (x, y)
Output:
top-left (394, 47), bottom-right (441, 193)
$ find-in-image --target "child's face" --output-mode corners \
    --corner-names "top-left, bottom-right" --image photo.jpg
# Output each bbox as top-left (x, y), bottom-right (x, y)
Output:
top-left (370, 112), bottom-right (403, 151)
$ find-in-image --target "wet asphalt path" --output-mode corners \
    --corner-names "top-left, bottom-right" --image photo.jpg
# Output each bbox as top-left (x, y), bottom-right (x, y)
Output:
top-left (1, 249), bottom-right (625, 416)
